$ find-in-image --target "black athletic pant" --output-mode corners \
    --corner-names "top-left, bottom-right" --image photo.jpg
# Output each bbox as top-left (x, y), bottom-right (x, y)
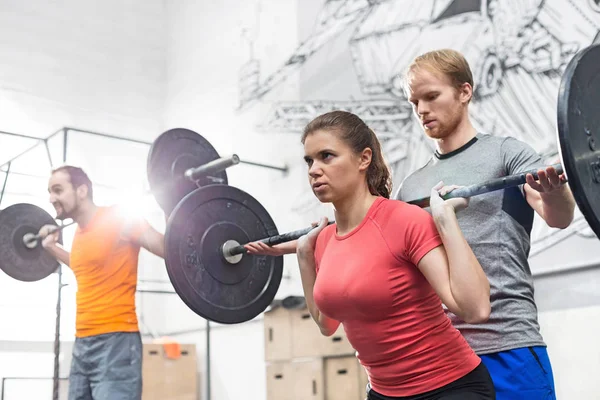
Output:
top-left (367, 362), bottom-right (496, 400)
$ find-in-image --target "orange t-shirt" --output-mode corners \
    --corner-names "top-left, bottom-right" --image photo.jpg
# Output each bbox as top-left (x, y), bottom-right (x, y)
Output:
top-left (69, 206), bottom-right (149, 338)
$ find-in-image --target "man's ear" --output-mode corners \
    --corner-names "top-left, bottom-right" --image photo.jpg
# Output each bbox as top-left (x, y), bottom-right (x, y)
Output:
top-left (459, 82), bottom-right (473, 104)
top-left (76, 184), bottom-right (88, 199)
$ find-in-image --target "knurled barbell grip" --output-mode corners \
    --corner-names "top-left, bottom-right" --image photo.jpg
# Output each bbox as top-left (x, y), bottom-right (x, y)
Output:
top-left (225, 221), bottom-right (336, 257)
top-left (408, 163), bottom-right (564, 208)
top-left (184, 154), bottom-right (240, 182)
top-left (446, 163), bottom-right (564, 199)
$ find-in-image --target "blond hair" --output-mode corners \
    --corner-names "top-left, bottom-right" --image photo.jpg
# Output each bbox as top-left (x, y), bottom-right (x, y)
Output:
top-left (402, 49), bottom-right (474, 93)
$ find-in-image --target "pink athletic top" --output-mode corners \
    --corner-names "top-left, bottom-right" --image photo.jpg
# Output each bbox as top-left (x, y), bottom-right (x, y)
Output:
top-left (313, 197), bottom-right (481, 397)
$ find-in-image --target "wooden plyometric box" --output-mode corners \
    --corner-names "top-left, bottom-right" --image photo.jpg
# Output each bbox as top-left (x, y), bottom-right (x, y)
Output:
top-left (290, 308), bottom-right (355, 358)
top-left (264, 305), bottom-right (293, 361)
top-left (290, 308), bottom-right (323, 358)
top-left (266, 362), bottom-right (294, 400)
top-left (325, 356), bottom-right (364, 400)
top-left (267, 359), bottom-right (325, 400)
top-left (291, 359), bottom-right (325, 400)
top-left (142, 343), bottom-right (198, 400)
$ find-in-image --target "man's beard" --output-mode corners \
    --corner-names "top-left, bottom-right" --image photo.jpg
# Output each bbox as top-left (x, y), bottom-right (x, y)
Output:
top-left (424, 109), bottom-right (462, 140)
top-left (56, 199), bottom-right (78, 220)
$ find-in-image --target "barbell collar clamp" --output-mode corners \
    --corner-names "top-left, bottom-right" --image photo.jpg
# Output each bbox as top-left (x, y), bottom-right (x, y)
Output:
top-left (23, 233), bottom-right (39, 249)
top-left (222, 240), bottom-right (243, 264)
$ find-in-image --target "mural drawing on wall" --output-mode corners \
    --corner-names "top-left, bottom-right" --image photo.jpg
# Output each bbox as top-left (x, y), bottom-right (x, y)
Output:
top-left (237, 0), bottom-right (600, 256)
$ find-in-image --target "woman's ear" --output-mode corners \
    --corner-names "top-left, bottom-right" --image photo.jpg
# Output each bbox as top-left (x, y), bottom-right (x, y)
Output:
top-left (359, 147), bottom-right (372, 172)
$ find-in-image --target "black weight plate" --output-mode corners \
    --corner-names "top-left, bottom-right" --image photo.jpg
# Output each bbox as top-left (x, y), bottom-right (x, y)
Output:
top-left (557, 43), bottom-right (600, 239)
top-left (0, 203), bottom-right (61, 282)
top-left (147, 128), bottom-right (229, 216)
top-left (165, 184), bottom-right (283, 324)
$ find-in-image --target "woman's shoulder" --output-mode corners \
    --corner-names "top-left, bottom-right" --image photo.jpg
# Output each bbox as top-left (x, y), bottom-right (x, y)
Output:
top-left (375, 197), bottom-right (431, 222)
top-left (317, 222), bottom-right (336, 243)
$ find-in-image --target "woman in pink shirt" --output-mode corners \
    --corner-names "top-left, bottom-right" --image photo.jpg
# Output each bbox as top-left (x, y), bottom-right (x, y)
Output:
top-left (246, 110), bottom-right (495, 399)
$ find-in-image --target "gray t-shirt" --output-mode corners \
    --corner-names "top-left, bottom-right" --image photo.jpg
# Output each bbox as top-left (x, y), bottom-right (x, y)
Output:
top-left (395, 133), bottom-right (546, 355)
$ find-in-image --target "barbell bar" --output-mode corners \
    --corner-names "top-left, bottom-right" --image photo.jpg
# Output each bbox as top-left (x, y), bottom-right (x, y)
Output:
top-left (3, 158), bottom-right (568, 282)
top-left (405, 163), bottom-right (565, 208)
top-left (219, 163), bottom-right (566, 260)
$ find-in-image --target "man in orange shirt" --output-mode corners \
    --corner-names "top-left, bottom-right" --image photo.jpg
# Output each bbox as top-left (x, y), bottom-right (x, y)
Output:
top-left (39, 165), bottom-right (165, 400)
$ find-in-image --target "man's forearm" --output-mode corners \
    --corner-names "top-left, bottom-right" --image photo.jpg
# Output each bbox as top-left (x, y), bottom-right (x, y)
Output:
top-left (44, 244), bottom-right (70, 266)
top-left (540, 185), bottom-right (576, 228)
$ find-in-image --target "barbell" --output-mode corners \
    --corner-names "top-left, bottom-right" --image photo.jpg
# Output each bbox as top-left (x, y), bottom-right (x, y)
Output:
top-left (0, 203), bottom-right (71, 282)
top-left (1, 43), bottom-right (599, 325)
top-left (159, 42), bottom-right (600, 324)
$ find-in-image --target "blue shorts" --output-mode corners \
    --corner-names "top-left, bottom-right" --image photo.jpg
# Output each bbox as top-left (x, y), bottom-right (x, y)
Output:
top-left (68, 331), bottom-right (143, 400)
top-left (479, 346), bottom-right (555, 400)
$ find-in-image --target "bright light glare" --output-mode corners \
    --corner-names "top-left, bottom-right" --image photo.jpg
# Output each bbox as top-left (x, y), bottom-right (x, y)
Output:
top-left (115, 190), bottom-right (157, 221)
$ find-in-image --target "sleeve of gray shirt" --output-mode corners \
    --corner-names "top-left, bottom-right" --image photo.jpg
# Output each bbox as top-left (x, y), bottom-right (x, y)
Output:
top-left (500, 136), bottom-right (546, 195)
top-left (501, 136), bottom-right (546, 175)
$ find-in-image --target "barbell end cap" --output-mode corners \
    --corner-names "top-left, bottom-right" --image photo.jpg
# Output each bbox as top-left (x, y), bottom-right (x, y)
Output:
top-left (232, 154), bottom-right (240, 165)
top-left (222, 240), bottom-right (244, 264)
top-left (22, 233), bottom-right (39, 249)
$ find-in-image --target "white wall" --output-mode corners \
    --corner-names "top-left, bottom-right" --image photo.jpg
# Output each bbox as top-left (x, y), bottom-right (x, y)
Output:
top-left (539, 305), bottom-right (600, 398)
top-left (0, 0), bottom-right (166, 141)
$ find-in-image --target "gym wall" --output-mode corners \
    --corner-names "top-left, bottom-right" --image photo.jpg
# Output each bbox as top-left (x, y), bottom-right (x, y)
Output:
top-left (1, 1), bottom-right (600, 400)
top-left (0, 0), bottom-right (165, 141)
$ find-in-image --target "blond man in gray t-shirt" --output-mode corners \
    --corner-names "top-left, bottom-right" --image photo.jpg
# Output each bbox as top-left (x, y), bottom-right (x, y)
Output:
top-left (395, 48), bottom-right (576, 400)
